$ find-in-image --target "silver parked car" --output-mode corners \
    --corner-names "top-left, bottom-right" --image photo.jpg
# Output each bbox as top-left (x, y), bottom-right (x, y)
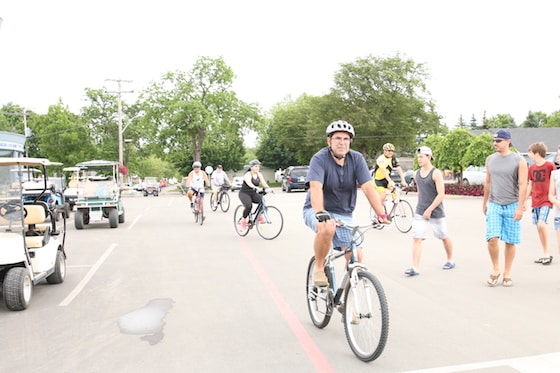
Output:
top-left (461, 166), bottom-right (486, 185)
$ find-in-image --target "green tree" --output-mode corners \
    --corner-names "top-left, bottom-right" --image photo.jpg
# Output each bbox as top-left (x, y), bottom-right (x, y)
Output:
top-left (544, 111), bottom-right (560, 127)
top-left (140, 56), bottom-right (261, 174)
top-left (461, 133), bottom-right (494, 167)
top-left (521, 111), bottom-right (547, 128)
top-left (331, 54), bottom-right (445, 157)
top-left (29, 101), bottom-right (95, 165)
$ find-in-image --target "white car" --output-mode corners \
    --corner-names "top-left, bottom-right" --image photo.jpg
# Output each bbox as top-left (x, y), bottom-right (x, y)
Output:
top-left (461, 166), bottom-right (486, 185)
top-left (231, 176), bottom-right (243, 191)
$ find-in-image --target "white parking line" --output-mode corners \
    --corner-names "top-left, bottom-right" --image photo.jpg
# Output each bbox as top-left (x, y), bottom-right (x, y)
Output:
top-left (59, 243), bottom-right (117, 306)
top-left (127, 215), bottom-right (141, 230)
top-left (402, 352), bottom-right (560, 373)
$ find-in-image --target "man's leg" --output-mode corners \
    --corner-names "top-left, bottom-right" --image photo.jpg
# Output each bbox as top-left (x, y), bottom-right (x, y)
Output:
top-left (488, 237), bottom-right (500, 276)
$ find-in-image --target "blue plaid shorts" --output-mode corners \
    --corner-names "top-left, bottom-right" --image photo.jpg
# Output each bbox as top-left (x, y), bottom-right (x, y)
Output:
top-left (486, 201), bottom-right (521, 244)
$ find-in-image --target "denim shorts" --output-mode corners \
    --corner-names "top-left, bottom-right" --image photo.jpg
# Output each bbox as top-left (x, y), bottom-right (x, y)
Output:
top-left (303, 208), bottom-right (357, 249)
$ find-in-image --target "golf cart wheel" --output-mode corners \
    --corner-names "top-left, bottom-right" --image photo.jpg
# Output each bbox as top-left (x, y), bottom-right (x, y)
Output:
top-left (108, 208), bottom-right (119, 228)
top-left (46, 250), bottom-right (66, 284)
top-left (74, 209), bottom-right (84, 229)
top-left (3, 267), bottom-right (32, 311)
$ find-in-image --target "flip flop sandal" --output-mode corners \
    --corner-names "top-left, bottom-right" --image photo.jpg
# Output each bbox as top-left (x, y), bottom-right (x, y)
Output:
top-left (542, 256), bottom-right (553, 265)
top-left (502, 277), bottom-right (513, 287)
top-left (487, 273), bottom-right (500, 287)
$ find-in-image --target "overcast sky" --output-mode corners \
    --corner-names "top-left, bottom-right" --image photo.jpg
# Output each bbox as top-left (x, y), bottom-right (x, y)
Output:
top-left (1, 0), bottom-right (559, 128)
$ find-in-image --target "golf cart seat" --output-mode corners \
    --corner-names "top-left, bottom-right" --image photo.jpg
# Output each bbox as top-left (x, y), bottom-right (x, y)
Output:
top-left (24, 204), bottom-right (50, 248)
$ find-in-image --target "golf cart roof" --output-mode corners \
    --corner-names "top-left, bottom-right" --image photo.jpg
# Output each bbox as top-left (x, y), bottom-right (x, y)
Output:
top-left (76, 160), bottom-right (120, 167)
top-left (63, 166), bottom-right (82, 172)
top-left (0, 157), bottom-right (59, 167)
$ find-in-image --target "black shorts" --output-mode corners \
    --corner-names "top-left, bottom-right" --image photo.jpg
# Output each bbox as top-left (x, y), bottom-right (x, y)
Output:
top-left (375, 179), bottom-right (389, 188)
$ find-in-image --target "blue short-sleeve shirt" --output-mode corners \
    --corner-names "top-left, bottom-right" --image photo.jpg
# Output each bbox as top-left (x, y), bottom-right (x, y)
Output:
top-left (303, 147), bottom-right (372, 216)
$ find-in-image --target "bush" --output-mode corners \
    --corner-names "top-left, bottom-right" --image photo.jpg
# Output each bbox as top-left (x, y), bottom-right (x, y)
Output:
top-left (405, 183), bottom-right (483, 196)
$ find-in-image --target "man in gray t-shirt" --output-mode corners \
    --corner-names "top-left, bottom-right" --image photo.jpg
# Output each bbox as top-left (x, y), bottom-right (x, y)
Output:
top-left (483, 129), bottom-right (528, 287)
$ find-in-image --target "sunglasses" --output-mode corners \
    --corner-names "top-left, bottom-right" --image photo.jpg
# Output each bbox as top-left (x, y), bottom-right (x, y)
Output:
top-left (493, 139), bottom-right (504, 143)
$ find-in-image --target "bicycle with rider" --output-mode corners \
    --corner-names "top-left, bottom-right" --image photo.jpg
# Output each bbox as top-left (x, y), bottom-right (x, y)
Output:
top-left (373, 142), bottom-right (408, 203)
top-left (238, 159), bottom-right (271, 229)
top-left (303, 120), bottom-right (389, 287)
top-left (210, 164), bottom-right (231, 208)
top-left (185, 161), bottom-right (210, 211)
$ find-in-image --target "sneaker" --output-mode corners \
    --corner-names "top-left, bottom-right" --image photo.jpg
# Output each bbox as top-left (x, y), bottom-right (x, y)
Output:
top-left (404, 267), bottom-right (420, 276)
top-left (313, 271), bottom-right (328, 287)
top-left (442, 261), bottom-right (456, 270)
top-left (258, 214), bottom-right (266, 223)
top-left (190, 202), bottom-right (194, 208)
top-left (240, 219), bottom-right (248, 230)
top-left (213, 202), bottom-right (218, 208)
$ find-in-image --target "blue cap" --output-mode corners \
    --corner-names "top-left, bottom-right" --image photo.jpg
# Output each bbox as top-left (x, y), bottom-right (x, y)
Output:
top-left (494, 129), bottom-right (513, 146)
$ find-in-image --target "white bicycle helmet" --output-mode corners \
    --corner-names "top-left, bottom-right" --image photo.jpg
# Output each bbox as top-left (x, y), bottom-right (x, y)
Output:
top-left (326, 120), bottom-right (355, 139)
top-left (192, 161), bottom-right (202, 168)
top-left (249, 159), bottom-right (261, 167)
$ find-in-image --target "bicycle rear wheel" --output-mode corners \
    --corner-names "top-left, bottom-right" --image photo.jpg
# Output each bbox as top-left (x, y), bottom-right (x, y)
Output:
top-left (342, 270), bottom-right (389, 362)
top-left (393, 199), bottom-right (413, 233)
top-left (220, 192), bottom-right (230, 212)
top-left (305, 256), bottom-right (333, 328)
top-left (233, 205), bottom-right (250, 236)
top-left (255, 205), bottom-right (283, 240)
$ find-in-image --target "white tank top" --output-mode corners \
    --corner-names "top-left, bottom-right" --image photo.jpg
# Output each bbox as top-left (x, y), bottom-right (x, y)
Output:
top-left (190, 171), bottom-right (205, 189)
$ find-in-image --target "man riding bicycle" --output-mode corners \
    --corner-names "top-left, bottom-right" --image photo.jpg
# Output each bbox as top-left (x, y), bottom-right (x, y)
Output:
top-left (210, 164), bottom-right (231, 208)
top-left (185, 161), bottom-right (210, 211)
top-left (373, 143), bottom-right (408, 203)
top-left (303, 120), bottom-right (389, 287)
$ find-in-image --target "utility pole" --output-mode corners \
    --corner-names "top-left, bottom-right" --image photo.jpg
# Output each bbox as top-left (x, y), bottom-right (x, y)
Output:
top-left (105, 79), bottom-right (133, 184)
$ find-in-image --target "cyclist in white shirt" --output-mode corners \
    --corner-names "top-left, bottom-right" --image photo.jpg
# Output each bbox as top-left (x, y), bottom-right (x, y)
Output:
top-left (186, 161), bottom-right (210, 209)
top-left (211, 165), bottom-right (231, 208)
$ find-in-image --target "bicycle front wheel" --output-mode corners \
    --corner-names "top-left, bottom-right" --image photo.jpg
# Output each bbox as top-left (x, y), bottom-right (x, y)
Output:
top-left (198, 198), bottom-right (204, 225)
top-left (343, 270), bottom-right (389, 362)
top-left (393, 199), bottom-right (413, 233)
top-left (220, 192), bottom-right (230, 213)
top-left (255, 206), bottom-right (283, 240)
top-left (233, 205), bottom-right (250, 236)
top-left (305, 256), bottom-right (333, 328)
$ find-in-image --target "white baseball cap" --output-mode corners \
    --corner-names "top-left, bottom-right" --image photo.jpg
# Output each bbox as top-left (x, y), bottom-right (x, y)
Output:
top-left (417, 146), bottom-right (435, 161)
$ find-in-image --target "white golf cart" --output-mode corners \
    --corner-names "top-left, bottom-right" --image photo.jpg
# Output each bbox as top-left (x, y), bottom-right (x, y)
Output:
top-left (73, 160), bottom-right (125, 229)
top-left (0, 157), bottom-right (67, 311)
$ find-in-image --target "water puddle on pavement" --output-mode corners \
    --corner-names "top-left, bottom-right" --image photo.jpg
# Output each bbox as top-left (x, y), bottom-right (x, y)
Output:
top-left (117, 298), bottom-right (174, 345)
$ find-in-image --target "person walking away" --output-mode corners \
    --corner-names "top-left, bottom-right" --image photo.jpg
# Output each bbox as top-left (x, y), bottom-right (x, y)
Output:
top-left (303, 120), bottom-right (389, 287)
top-left (483, 129), bottom-right (528, 287)
top-left (404, 146), bottom-right (454, 276)
top-left (211, 165), bottom-right (231, 208)
top-left (185, 161), bottom-right (210, 211)
top-left (238, 159), bottom-right (271, 229)
top-left (548, 151), bottom-right (560, 258)
top-left (526, 142), bottom-right (556, 265)
top-left (373, 143), bottom-right (408, 204)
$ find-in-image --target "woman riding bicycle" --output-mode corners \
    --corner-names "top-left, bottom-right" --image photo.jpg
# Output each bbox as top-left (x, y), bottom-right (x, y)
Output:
top-left (373, 143), bottom-right (408, 203)
top-left (185, 161), bottom-right (210, 211)
top-left (238, 159), bottom-right (271, 229)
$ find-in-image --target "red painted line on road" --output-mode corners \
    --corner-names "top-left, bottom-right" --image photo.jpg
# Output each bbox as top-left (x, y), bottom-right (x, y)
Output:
top-left (238, 238), bottom-right (335, 373)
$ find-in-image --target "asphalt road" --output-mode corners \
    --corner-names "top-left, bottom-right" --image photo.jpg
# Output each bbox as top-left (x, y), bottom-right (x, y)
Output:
top-left (1, 188), bottom-right (559, 372)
